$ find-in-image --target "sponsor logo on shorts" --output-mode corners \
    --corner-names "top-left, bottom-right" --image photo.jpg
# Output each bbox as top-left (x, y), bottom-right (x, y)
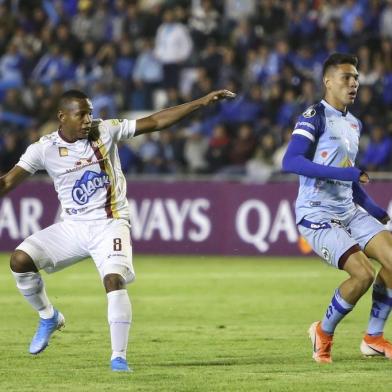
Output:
top-left (65, 207), bottom-right (88, 215)
top-left (321, 247), bottom-right (330, 261)
top-left (108, 253), bottom-right (127, 259)
top-left (72, 170), bottom-right (110, 205)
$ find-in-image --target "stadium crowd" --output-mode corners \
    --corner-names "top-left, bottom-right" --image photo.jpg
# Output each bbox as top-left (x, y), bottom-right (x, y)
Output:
top-left (0, 0), bottom-right (391, 179)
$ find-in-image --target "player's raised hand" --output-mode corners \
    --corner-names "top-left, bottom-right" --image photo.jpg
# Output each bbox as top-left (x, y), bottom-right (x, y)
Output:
top-left (201, 90), bottom-right (236, 106)
top-left (379, 214), bottom-right (391, 225)
top-left (359, 171), bottom-right (370, 184)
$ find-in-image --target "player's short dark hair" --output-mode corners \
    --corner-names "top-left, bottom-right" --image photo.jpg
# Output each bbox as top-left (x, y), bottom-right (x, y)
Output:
top-left (322, 53), bottom-right (358, 76)
top-left (58, 89), bottom-right (89, 109)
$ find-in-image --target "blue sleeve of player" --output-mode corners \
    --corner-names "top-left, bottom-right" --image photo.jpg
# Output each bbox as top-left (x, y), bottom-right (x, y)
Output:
top-left (352, 182), bottom-right (388, 221)
top-left (282, 135), bottom-right (361, 181)
top-left (291, 106), bottom-right (323, 143)
top-left (282, 104), bottom-right (362, 181)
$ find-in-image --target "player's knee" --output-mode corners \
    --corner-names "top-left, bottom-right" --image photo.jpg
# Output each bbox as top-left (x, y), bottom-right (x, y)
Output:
top-left (379, 256), bottom-right (392, 275)
top-left (9, 250), bottom-right (37, 273)
top-left (103, 273), bottom-right (126, 292)
top-left (356, 266), bottom-right (376, 291)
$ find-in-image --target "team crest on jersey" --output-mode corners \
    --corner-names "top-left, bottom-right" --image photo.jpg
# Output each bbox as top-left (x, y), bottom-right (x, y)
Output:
top-left (303, 107), bottom-right (316, 118)
top-left (111, 119), bottom-right (124, 126)
top-left (72, 170), bottom-right (109, 205)
top-left (59, 147), bottom-right (68, 157)
top-left (339, 156), bottom-right (353, 168)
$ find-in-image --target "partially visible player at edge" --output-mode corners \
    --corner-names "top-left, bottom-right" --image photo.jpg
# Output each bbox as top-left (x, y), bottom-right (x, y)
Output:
top-left (282, 53), bottom-right (392, 363)
top-left (0, 88), bottom-right (235, 372)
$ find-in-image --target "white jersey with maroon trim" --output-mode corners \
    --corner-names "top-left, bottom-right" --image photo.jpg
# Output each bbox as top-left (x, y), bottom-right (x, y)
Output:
top-left (17, 119), bottom-right (136, 221)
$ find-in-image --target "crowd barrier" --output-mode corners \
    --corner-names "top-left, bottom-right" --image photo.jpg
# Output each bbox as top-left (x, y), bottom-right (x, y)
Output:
top-left (0, 179), bottom-right (391, 255)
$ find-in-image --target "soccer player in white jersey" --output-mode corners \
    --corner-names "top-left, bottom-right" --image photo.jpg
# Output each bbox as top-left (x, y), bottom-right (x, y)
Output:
top-left (1, 88), bottom-right (235, 372)
top-left (282, 53), bottom-right (392, 363)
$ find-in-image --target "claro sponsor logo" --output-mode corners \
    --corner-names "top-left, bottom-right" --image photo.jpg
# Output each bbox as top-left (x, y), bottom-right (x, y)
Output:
top-left (72, 170), bottom-right (110, 205)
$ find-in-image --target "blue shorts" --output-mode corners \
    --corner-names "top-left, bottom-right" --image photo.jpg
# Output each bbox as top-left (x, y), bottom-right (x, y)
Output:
top-left (298, 208), bottom-right (386, 269)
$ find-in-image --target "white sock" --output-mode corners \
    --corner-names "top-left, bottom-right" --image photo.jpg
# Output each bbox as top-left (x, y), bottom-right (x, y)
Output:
top-left (12, 271), bottom-right (54, 319)
top-left (107, 289), bottom-right (131, 361)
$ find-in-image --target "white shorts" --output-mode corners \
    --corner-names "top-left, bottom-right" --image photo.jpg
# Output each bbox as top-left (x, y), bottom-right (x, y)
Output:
top-left (16, 218), bottom-right (135, 284)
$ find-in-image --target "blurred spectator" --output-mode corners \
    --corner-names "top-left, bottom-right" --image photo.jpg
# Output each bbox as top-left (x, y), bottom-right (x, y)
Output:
top-left (75, 40), bottom-right (103, 88)
top-left (205, 124), bottom-right (230, 173)
top-left (132, 38), bottom-right (163, 110)
top-left (154, 8), bottom-right (193, 89)
top-left (360, 125), bottom-right (392, 171)
top-left (246, 133), bottom-right (277, 182)
top-left (219, 85), bottom-right (263, 126)
top-left (352, 86), bottom-right (382, 134)
top-left (71, 0), bottom-right (94, 41)
top-left (138, 133), bottom-right (165, 174)
top-left (183, 121), bottom-right (209, 174)
top-left (380, 0), bottom-right (392, 39)
top-left (0, 132), bottom-right (26, 175)
top-left (158, 130), bottom-right (179, 173)
top-left (0, 0), bottom-right (390, 177)
top-left (189, 0), bottom-right (220, 50)
top-left (0, 43), bottom-right (23, 92)
top-left (118, 141), bottom-right (138, 174)
top-left (227, 123), bottom-right (256, 170)
top-left (340, 0), bottom-right (365, 37)
top-left (253, 0), bottom-right (287, 37)
top-left (91, 83), bottom-right (117, 119)
top-left (224, 0), bottom-right (256, 22)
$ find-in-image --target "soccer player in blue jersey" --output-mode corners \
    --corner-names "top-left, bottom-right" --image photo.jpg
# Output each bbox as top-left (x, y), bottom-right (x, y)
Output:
top-left (282, 53), bottom-right (392, 363)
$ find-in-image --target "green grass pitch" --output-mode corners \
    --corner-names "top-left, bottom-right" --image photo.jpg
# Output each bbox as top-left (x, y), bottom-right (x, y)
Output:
top-left (0, 254), bottom-right (391, 391)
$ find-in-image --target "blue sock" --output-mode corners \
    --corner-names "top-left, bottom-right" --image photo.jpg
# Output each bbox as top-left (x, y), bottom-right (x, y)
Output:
top-left (321, 289), bottom-right (354, 334)
top-left (367, 283), bottom-right (392, 336)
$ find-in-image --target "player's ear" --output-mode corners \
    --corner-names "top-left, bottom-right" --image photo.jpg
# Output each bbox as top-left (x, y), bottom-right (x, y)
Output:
top-left (57, 109), bottom-right (65, 123)
top-left (323, 75), bottom-right (330, 89)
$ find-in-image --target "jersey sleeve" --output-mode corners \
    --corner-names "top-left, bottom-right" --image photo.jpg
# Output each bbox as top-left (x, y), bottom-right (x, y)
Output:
top-left (102, 119), bottom-right (136, 142)
top-left (292, 106), bottom-right (324, 143)
top-left (16, 142), bottom-right (45, 174)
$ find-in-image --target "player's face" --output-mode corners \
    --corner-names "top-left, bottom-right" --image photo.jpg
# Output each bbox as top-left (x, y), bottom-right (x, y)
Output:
top-left (58, 98), bottom-right (93, 140)
top-left (324, 63), bottom-right (359, 110)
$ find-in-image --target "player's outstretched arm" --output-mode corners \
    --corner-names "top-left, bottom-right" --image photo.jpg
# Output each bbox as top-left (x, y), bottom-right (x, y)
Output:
top-left (282, 134), bottom-right (363, 182)
top-left (0, 166), bottom-right (30, 197)
top-left (134, 90), bottom-right (236, 136)
top-left (352, 181), bottom-right (390, 223)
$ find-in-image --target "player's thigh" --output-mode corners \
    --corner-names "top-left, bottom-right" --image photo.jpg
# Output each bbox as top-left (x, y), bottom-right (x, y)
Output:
top-left (349, 209), bottom-right (387, 252)
top-left (16, 221), bottom-right (89, 273)
top-left (364, 230), bottom-right (392, 271)
top-left (341, 249), bottom-right (375, 282)
top-left (88, 219), bottom-right (135, 284)
top-left (298, 222), bottom-right (358, 269)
